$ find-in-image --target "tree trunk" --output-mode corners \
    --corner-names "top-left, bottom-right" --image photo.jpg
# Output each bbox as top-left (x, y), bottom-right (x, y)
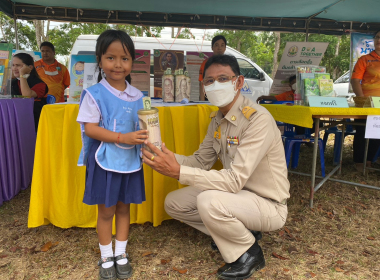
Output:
top-left (333, 35), bottom-right (341, 80)
top-left (33, 20), bottom-right (50, 46)
top-left (171, 27), bottom-right (174, 38)
top-left (236, 32), bottom-right (244, 52)
top-left (271, 32), bottom-right (281, 78)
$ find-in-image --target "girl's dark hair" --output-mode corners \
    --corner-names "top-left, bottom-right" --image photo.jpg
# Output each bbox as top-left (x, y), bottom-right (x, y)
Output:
top-left (13, 53), bottom-right (40, 79)
top-left (96, 29), bottom-right (135, 83)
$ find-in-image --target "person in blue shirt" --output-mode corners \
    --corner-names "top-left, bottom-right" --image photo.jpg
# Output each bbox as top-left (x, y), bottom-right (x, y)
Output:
top-left (77, 30), bottom-right (148, 280)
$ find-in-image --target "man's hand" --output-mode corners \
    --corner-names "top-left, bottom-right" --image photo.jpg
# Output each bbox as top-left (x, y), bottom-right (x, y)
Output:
top-left (142, 141), bottom-right (180, 180)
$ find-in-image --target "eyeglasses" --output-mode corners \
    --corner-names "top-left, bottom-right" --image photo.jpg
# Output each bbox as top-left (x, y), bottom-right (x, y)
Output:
top-left (203, 75), bottom-right (236, 86)
top-left (374, 36), bottom-right (380, 40)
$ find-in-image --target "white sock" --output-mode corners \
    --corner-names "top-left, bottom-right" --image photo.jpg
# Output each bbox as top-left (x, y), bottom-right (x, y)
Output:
top-left (115, 239), bottom-right (128, 265)
top-left (99, 242), bottom-right (114, 268)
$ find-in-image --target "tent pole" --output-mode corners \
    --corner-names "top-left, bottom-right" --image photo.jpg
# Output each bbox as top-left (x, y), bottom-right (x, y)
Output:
top-left (14, 14), bottom-right (19, 49)
top-left (305, 20), bottom-right (309, 42)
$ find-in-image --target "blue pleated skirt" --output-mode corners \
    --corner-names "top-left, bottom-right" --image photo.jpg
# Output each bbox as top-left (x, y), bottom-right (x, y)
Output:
top-left (83, 140), bottom-right (146, 208)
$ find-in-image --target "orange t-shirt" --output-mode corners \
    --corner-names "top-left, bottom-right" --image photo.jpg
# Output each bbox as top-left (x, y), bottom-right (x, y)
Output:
top-left (198, 59), bottom-right (208, 82)
top-left (351, 51), bottom-right (380, 97)
top-left (35, 59), bottom-right (70, 102)
top-left (275, 90), bottom-right (294, 101)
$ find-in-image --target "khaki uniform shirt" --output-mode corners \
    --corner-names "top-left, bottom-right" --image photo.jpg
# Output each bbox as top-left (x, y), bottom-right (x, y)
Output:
top-left (175, 94), bottom-right (290, 203)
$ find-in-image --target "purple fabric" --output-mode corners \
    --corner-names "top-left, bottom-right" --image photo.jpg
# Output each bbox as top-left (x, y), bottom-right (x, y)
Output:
top-left (0, 99), bottom-right (36, 206)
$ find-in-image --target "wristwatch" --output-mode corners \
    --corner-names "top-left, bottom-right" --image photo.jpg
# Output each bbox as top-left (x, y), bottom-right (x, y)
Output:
top-left (21, 74), bottom-right (30, 79)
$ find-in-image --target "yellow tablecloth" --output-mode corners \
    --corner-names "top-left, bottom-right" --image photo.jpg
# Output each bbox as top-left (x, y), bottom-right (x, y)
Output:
top-left (28, 104), bottom-right (220, 228)
top-left (261, 105), bottom-right (380, 128)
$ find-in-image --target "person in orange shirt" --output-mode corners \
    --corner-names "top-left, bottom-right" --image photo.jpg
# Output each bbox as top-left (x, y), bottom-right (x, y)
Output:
top-left (35, 42), bottom-right (70, 103)
top-left (350, 30), bottom-right (380, 171)
top-left (256, 75), bottom-right (296, 103)
top-left (199, 35), bottom-right (227, 100)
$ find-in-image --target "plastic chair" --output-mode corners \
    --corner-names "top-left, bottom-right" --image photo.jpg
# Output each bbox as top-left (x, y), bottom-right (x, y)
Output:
top-left (322, 119), bottom-right (355, 165)
top-left (283, 123), bottom-right (325, 177)
top-left (46, 94), bottom-right (56, 104)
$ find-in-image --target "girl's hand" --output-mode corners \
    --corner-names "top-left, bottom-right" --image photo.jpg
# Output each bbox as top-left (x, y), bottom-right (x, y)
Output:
top-left (19, 64), bottom-right (31, 76)
top-left (121, 130), bottom-right (148, 145)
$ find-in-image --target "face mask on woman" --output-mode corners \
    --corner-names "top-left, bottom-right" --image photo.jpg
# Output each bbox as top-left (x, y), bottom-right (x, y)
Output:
top-left (291, 83), bottom-right (296, 91)
top-left (204, 77), bottom-right (239, 107)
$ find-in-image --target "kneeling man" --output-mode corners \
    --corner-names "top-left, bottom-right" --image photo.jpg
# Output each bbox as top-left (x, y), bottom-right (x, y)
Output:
top-left (142, 55), bottom-right (290, 280)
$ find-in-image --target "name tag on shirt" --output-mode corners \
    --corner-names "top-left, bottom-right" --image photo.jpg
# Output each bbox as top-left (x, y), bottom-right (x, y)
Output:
top-left (214, 126), bottom-right (221, 139)
top-left (44, 69), bottom-right (59, 76)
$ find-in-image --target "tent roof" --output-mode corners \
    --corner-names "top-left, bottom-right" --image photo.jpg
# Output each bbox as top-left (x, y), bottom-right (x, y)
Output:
top-left (1, 0), bottom-right (380, 35)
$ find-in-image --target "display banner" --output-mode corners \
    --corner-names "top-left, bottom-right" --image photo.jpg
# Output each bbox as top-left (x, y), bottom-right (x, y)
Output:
top-left (186, 51), bottom-right (213, 101)
top-left (349, 33), bottom-right (375, 92)
top-left (12, 50), bottom-right (42, 61)
top-left (131, 50), bottom-right (150, 96)
top-left (270, 42), bottom-right (328, 95)
top-left (69, 55), bottom-right (97, 102)
top-left (153, 49), bottom-right (184, 98)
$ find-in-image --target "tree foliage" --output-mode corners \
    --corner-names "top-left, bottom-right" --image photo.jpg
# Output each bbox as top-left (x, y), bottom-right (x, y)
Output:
top-left (0, 12), bottom-right (37, 50)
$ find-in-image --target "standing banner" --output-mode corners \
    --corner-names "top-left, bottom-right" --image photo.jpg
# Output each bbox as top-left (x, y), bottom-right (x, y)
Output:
top-left (131, 50), bottom-right (150, 96)
top-left (153, 50), bottom-right (184, 98)
top-left (12, 50), bottom-right (42, 61)
top-left (270, 42), bottom-right (328, 95)
top-left (69, 55), bottom-right (97, 102)
top-left (186, 51), bottom-right (213, 101)
top-left (349, 33), bottom-right (375, 92)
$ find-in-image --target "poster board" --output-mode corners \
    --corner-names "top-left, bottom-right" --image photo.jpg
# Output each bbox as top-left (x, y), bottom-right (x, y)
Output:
top-left (131, 50), bottom-right (150, 96)
top-left (270, 42), bottom-right (328, 96)
top-left (12, 50), bottom-right (42, 61)
top-left (0, 43), bottom-right (13, 98)
top-left (69, 55), bottom-right (97, 102)
top-left (153, 49), bottom-right (184, 98)
top-left (349, 33), bottom-right (375, 93)
top-left (186, 51), bottom-right (213, 101)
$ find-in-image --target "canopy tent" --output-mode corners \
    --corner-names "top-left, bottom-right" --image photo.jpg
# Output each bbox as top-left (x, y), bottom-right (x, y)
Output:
top-left (1, 0), bottom-right (380, 36)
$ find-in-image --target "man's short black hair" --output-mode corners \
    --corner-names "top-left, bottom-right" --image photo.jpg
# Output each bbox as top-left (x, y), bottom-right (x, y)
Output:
top-left (203, 55), bottom-right (240, 78)
top-left (212, 35), bottom-right (227, 48)
top-left (289, 75), bottom-right (296, 83)
top-left (40, 41), bottom-right (55, 52)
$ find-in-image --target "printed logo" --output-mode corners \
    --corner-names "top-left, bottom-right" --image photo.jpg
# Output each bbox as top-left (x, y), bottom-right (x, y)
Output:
top-left (287, 46), bottom-right (298, 57)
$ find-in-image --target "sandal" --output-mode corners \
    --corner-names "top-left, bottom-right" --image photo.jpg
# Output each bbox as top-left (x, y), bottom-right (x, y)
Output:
top-left (115, 253), bottom-right (133, 279)
top-left (98, 256), bottom-right (116, 280)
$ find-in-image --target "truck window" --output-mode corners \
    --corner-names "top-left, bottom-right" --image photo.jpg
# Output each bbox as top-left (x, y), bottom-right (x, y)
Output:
top-left (237, 58), bottom-right (260, 80)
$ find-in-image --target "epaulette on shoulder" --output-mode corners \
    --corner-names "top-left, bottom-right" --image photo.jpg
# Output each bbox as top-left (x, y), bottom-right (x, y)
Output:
top-left (241, 106), bottom-right (257, 120)
top-left (210, 111), bottom-right (218, 118)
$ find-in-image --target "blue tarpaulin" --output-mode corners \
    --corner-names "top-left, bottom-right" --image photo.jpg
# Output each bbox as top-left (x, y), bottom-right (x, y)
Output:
top-left (1, 0), bottom-right (379, 35)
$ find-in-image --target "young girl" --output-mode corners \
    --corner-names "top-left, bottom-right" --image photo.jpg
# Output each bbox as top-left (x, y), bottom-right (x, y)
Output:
top-left (77, 30), bottom-right (148, 280)
top-left (11, 52), bottom-right (48, 131)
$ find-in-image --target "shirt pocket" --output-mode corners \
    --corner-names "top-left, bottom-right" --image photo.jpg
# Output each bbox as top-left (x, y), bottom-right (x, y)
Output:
top-left (113, 119), bottom-right (136, 149)
top-left (213, 138), bottom-right (221, 155)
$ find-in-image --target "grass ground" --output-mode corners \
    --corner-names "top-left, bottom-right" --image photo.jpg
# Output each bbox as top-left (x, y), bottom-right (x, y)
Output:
top-left (0, 136), bottom-right (379, 280)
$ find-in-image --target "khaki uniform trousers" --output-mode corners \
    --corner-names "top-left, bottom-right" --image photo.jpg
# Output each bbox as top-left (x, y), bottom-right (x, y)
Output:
top-left (165, 186), bottom-right (288, 263)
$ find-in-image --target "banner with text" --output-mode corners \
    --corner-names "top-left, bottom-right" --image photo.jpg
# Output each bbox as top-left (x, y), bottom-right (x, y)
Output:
top-left (187, 51), bottom-right (213, 101)
top-left (270, 42), bottom-right (328, 95)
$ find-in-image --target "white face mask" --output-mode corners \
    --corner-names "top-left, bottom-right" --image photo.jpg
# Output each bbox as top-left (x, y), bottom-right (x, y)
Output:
top-left (204, 78), bottom-right (238, 107)
top-left (291, 83), bottom-right (296, 91)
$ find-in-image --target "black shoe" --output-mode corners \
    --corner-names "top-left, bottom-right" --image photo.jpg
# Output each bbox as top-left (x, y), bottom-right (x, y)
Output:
top-left (98, 257), bottom-right (117, 280)
top-left (115, 253), bottom-right (133, 279)
top-left (217, 247), bottom-right (265, 280)
top-left (210, 230), bottom-right (262, 251)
